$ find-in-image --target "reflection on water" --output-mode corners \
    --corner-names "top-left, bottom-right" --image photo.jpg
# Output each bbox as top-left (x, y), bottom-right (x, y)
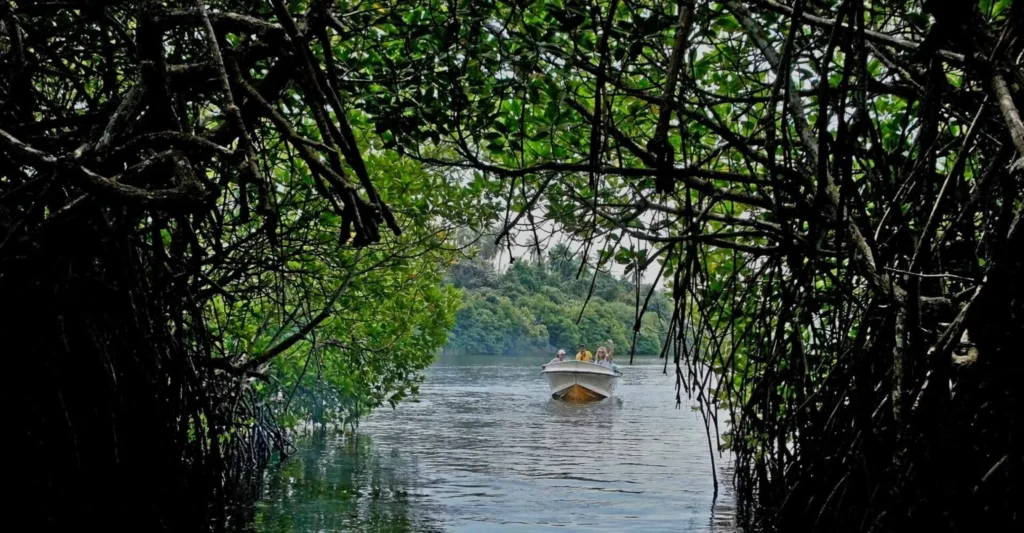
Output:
top-left (250, 355), bottom-right (739, 532)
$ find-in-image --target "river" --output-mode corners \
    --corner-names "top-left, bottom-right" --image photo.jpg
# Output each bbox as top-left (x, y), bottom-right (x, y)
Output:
top-left (248, 355), bottom-right (739, 532)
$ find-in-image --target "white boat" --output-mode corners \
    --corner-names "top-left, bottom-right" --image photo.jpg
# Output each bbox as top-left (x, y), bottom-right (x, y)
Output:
top-left (541, 360), bottom-right (621, 402)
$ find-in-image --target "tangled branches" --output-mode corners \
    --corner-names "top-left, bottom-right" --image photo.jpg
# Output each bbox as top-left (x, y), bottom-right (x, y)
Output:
top-left (354, 0), bottom-right (1022, 530)
top-left (3, 0), bottom-right (1022, 530)
top-left (1, 0), bottom-right (409, 529)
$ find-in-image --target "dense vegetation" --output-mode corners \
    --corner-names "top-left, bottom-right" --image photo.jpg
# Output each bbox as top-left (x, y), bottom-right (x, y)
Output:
top-left (1, 1), bottom-right (495, 529)
top-left (445, 243), bottom-right (672, 356)
top-left (3, 0), bottom-right (1022, 532)
top-left (306, 1), bottom-right (1018, 531)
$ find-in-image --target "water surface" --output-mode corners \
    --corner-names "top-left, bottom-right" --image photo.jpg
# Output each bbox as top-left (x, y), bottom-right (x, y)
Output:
top-left (251, 355), bottom-right (738, 532)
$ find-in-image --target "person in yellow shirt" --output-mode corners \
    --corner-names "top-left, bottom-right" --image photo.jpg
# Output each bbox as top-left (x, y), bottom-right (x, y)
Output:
top-left (575, 343), bottom-right (593, 362)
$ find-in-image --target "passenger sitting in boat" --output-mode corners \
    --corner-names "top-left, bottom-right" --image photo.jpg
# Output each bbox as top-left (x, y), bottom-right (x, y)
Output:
top-left (575, 343), bottom-right (593, 362)
top-left (606, 353), bottom-right (620, 373)
top-left (548, 349), bottom-right (567, 364)
top-left (597, 348), bottom-right (619, 372)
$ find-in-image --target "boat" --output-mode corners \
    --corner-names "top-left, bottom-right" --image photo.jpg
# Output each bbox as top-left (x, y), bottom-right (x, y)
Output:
top-left (541, 360), bottom-right (621, 403)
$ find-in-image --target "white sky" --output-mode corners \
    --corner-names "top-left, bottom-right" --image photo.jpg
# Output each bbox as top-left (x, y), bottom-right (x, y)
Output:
top-left (490, 217), bottom-right (667, 289)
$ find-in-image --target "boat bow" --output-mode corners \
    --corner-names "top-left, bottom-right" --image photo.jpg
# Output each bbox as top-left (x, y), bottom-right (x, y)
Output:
top-left (541, 360), bottom-right (620, 402)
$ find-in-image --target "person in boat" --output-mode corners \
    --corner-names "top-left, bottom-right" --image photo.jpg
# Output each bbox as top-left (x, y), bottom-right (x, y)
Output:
top-left (598, 347), bottom-right (619, 372)
top-left (575, 343), bottom-right (593, 362)
top-left (606, 352), bottom-right (620, 374)
top-left (548, 349), bottom-right (567, 365)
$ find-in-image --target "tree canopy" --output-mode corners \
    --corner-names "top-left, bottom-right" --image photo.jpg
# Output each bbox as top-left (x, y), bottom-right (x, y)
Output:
top-left (2, 0), bottom-right (494, 528)
top-left (296, 0), bottom-right (1021, 530)
top-left (3, 0), bottom-right (1022, 531)
top-left (445, 243), bottom-right (672, 356)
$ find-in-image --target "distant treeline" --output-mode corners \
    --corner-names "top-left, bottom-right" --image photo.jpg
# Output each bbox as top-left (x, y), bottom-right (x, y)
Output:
top-left (443, 245), bottom-right (672, 356)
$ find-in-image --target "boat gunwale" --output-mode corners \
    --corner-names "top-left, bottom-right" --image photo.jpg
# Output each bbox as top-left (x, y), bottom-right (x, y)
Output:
top-left (540, 360), bottom-right (621, 377)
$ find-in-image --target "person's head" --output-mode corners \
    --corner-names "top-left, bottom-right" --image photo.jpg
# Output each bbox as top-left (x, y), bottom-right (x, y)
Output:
top-left (557, 349), bottom-right (566, 360)
top-left (578, 343), bottom-right (586, 351)
top-left (596, 346), bottom-right (607, 360)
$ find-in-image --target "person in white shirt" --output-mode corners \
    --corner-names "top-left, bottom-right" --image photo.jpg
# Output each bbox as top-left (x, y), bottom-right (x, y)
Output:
top-left (546, 349), bottom-right (567, 366)
top-left (598, 348), bottom-right (620, 373)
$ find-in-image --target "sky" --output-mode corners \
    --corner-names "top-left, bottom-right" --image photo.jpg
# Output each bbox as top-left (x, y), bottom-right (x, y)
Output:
top-left (489, 216), bottom-right (668, 289)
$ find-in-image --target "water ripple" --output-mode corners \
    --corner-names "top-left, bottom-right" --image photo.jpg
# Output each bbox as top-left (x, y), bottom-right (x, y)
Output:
top-left (251, 355), bottom-right (740, 532)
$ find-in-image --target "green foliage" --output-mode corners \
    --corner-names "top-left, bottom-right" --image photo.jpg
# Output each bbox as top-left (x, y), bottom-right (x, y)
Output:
top-left (209, 142), bottom-right (494, 430)
top-left (445, 249), bottom-right (671, 356)
top-left (6, 0), bottom-right (1020, 529)
top-left (306, 1), bottom-right (1022, 529)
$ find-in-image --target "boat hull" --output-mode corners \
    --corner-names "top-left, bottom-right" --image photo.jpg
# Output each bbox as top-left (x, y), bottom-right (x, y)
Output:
top-left (542, 361), bottom-right (620, 403)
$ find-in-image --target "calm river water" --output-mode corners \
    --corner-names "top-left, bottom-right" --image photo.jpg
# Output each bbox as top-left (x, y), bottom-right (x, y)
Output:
top-left (249, 355), bottom-right (739, 532)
